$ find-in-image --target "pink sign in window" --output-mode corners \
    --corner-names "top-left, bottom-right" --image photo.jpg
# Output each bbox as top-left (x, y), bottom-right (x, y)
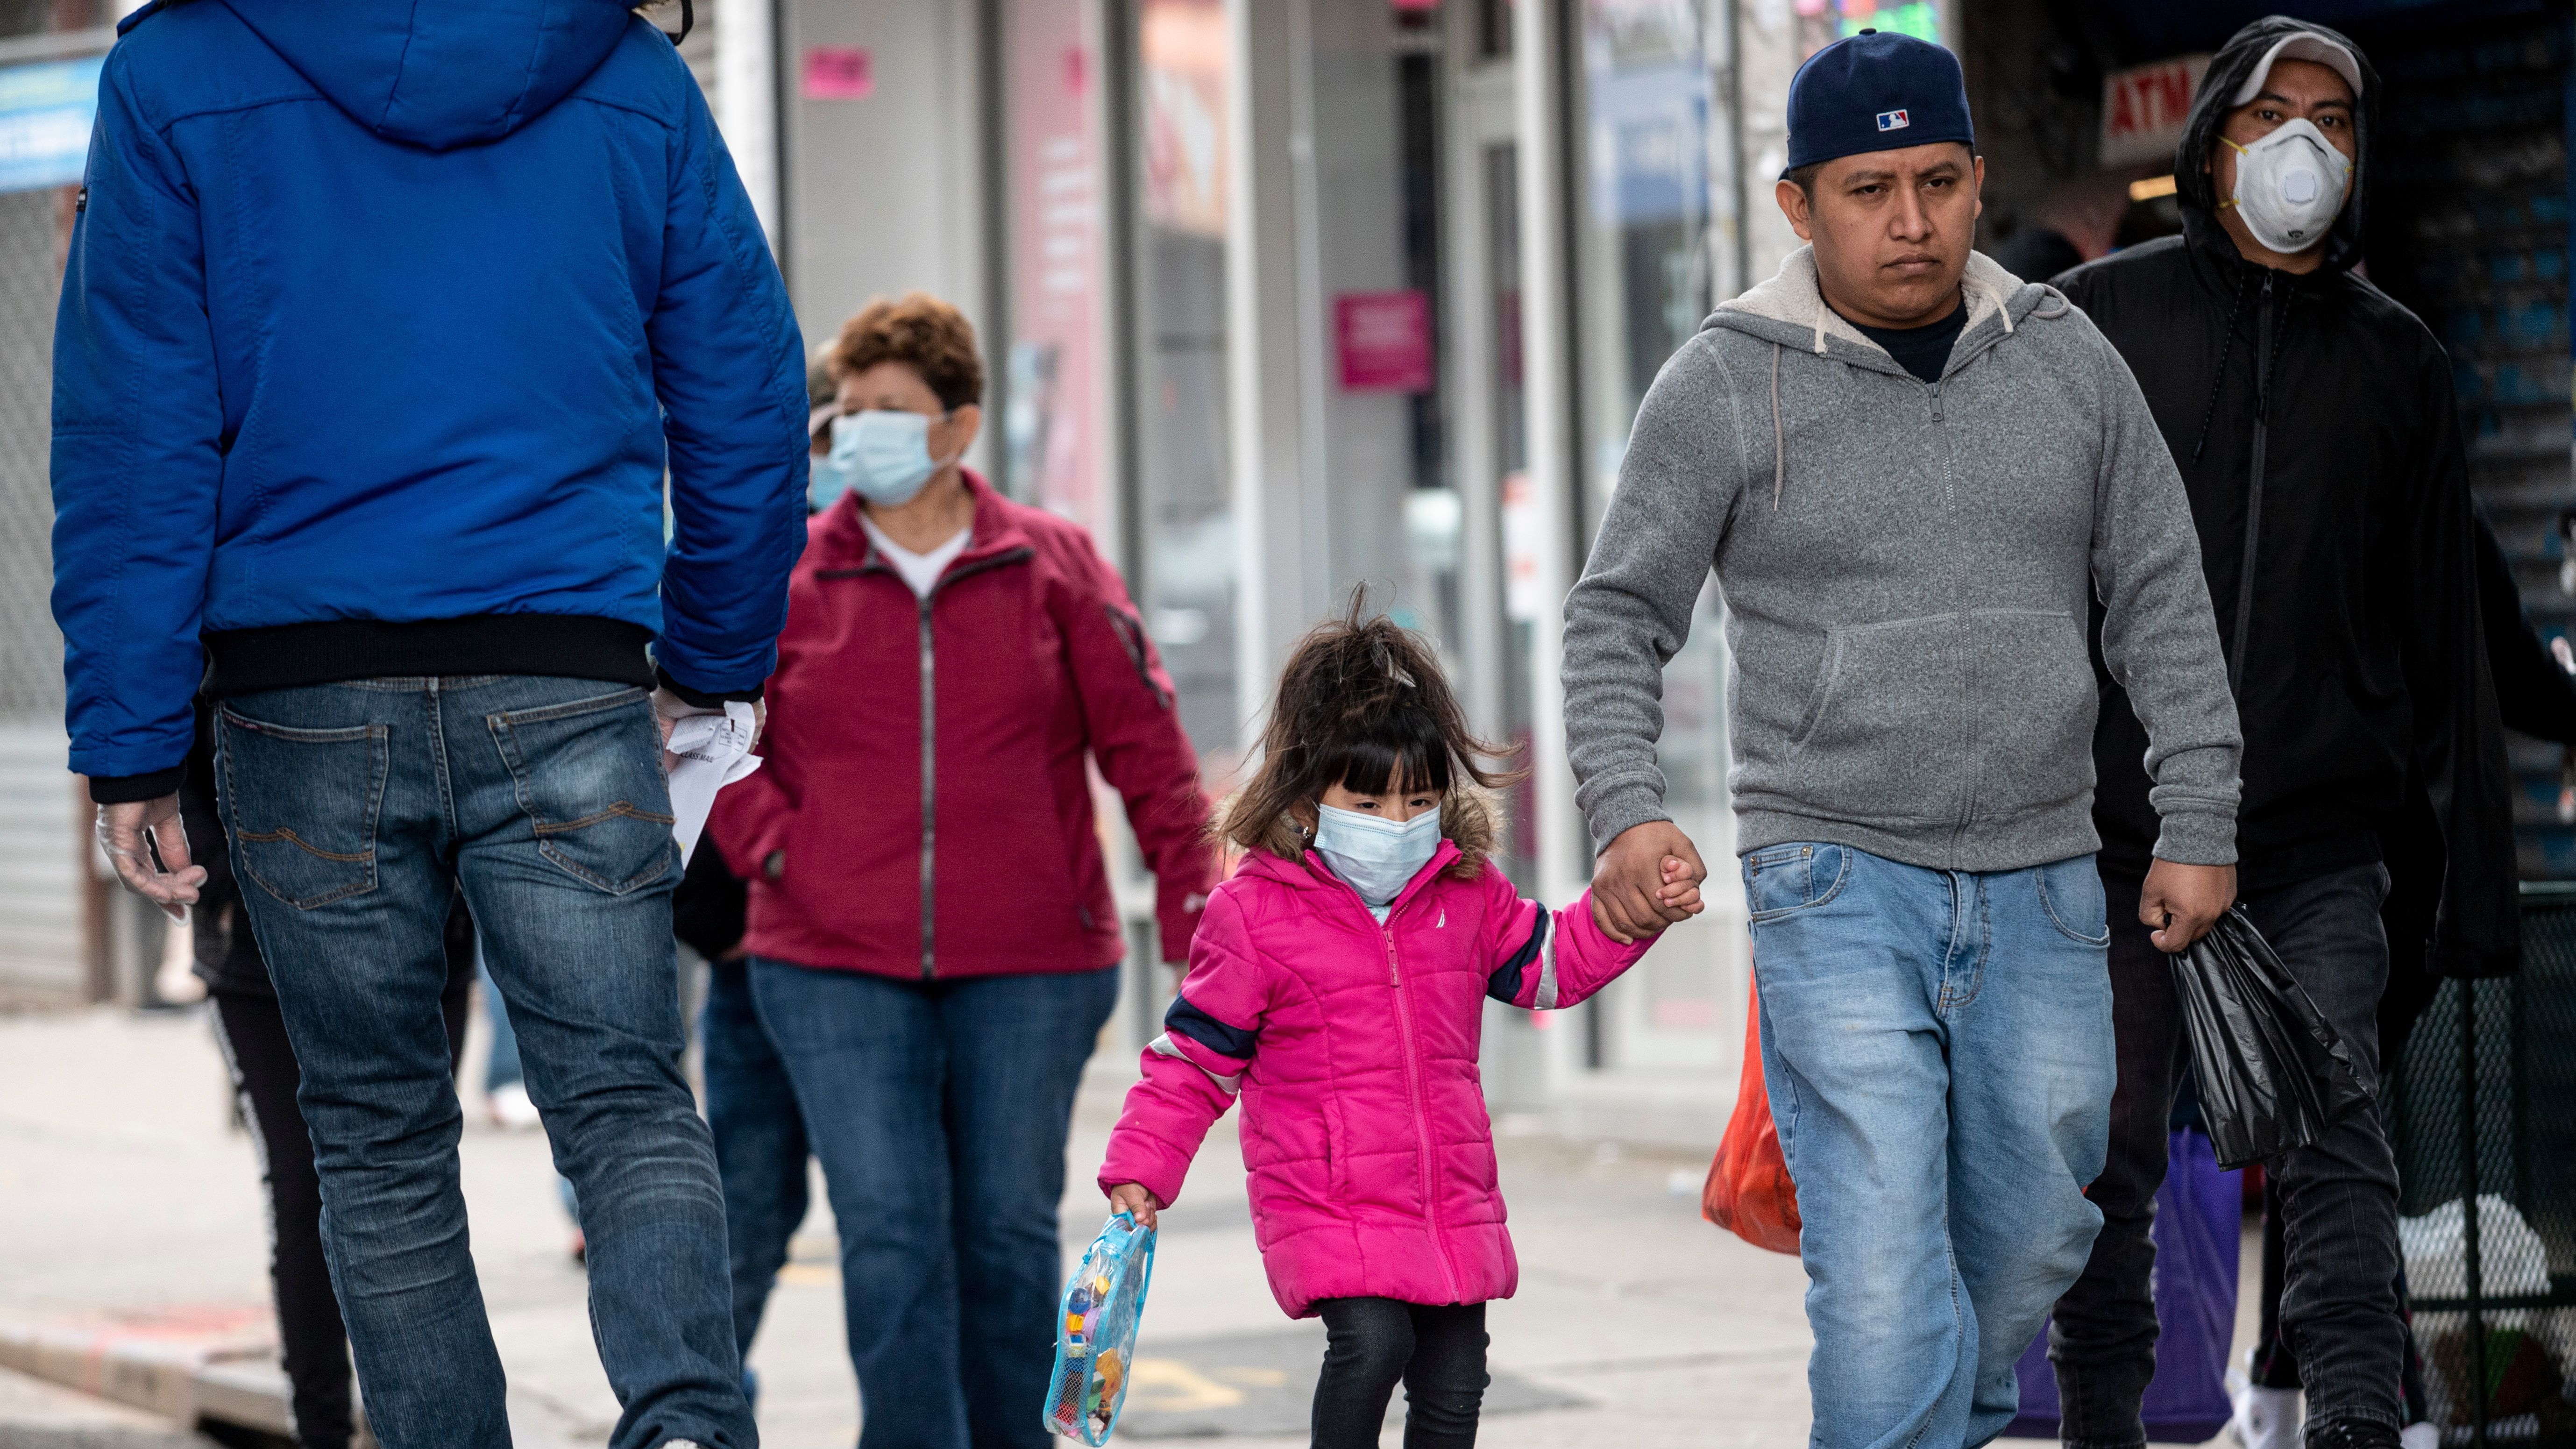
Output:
top-left (802, 47), bottom-right (874, 101)
top-left (1335, 290), bottom-right (1434, 393)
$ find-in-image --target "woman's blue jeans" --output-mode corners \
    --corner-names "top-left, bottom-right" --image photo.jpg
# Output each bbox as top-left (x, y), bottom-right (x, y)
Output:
top-left (1745, 842), bottom-right (2116, 1449)
top-left (215, 677), bottom-right (752, 1449)
top-left (748, 959), bottom-right (1118, 1449)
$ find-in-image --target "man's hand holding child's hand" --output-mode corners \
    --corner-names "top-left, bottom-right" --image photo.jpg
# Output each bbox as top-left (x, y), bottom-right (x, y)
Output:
top-left (1590, 820), bottom-right (1709, 944)
top-left (1107, 1182), bottom-right (1161, 1230)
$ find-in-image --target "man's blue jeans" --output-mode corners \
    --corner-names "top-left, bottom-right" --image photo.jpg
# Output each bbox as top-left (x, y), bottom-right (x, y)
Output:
top-left (1745, 842), bottom-right (2115, 1449)
top-left (216, 677), bottom-right (754, 1449)
top-left (748, 959), bottom-right (1119, 1449)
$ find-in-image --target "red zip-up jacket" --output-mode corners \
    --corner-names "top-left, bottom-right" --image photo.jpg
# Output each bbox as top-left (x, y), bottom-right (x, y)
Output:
top-left (707, 472), bottom-right (1219, 978)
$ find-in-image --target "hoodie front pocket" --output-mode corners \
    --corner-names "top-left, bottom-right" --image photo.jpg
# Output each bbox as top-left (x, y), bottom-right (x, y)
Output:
top-left (1965, 609), bottom-right (2095, 817)
top-left (1789, 615), bottom-right (1963, 822)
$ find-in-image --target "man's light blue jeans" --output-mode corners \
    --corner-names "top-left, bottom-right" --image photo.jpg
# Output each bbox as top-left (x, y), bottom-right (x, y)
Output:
top-left (1745, 842), bottom-right (2115, 1449)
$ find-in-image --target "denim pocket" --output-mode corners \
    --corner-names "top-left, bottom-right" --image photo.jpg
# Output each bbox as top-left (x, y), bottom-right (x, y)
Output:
top-left (487, 688), bottom-right (676, 895)
top-left (217, 710), bottom-right (387, 910)
top-left (2035, 855), bottom-right (2111, 946)
top-left (1964, 610), bottom-right (2095, 817)
top-left (1742, 842), bottom-right (1850, 921)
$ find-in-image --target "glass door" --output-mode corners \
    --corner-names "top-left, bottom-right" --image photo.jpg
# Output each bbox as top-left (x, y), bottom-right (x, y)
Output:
top-left (1570, 0), bottom-right (1746, 1080)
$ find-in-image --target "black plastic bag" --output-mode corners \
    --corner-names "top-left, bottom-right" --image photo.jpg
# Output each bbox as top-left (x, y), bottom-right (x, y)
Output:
top-left (2168, 907), bottom-right (2374, 1170)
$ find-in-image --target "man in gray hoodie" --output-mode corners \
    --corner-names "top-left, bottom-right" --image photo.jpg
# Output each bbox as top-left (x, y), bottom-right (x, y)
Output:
top-left (1561, 31), bottom-right (2243, 1449)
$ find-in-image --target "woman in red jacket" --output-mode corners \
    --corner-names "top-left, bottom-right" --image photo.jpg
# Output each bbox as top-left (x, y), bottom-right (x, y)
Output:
top-left (707, 293), bottom-right (1219, 1449)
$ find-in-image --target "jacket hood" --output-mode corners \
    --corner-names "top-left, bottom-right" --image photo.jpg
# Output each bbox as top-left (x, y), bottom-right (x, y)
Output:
top-left (2175, 15), bottom-right (2377, 275)
top-left (1228, 787), bottom-right (1500, 887)
top-left (1700, 245), bottom-right (2069, 513)
top-left (1710, 245), bottom-right (2047, 361)
top-left (219, 0), bottom-right (638, 152)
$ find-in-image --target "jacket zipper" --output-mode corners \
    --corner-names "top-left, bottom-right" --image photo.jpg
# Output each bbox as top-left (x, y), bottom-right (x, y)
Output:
top-left (916, 593), bottom-right (936, 979)
top-left (1385, 926), bottom-right (1464, 1301)
top-left (832, 543), bottom-right (1033, 981)
top-left (1926, 377), bottom-right (1974, 854)
top-left (1329, 865), bottom-right (1466, 1303)
top-left (2228, 273), bottom-right (2275, 695)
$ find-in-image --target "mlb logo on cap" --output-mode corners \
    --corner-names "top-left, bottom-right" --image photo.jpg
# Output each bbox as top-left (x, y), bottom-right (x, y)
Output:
top-left (1875, 108), bottom-right (1910, 131)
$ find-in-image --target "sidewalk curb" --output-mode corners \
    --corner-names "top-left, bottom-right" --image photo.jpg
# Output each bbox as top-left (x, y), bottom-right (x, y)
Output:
top-left (0, 1312), bottom-right (292, 1439)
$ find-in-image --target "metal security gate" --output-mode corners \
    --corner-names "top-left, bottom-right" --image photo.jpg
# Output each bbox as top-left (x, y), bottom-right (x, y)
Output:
top-left (2384, 885), bottom-right (2576, 1445)
top-left (0, 100), bottom-right (86, 1003)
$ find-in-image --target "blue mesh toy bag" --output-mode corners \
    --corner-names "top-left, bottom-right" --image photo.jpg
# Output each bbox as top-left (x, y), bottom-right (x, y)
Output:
top-left (1042, 1211), bottom-right (1157, 1444)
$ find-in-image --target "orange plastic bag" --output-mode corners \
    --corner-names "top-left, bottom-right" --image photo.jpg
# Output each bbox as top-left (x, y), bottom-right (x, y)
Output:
top-left (1701, 976), bottom-right (1802, 1254)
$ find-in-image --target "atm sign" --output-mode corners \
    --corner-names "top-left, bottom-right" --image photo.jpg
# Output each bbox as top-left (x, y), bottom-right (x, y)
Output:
top-left (2099, 55), bottom-right (2209, 168)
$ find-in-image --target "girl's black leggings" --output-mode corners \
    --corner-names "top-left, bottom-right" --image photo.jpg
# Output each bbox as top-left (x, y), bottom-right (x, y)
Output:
top-left (1311, 1298), bottom-right (1488, 1449)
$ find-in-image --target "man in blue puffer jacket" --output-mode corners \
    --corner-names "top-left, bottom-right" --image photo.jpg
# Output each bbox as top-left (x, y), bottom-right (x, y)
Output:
top-left (51, 2), bottom-right (803, 1445)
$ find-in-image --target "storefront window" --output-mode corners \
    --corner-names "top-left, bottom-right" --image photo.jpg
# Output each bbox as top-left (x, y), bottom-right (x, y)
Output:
top-left (1308, 3), bottom-right (1458, 664)
top-left (1574, 0), bottom-right (1743, 1074)
top-left (1130, 0), bottom-right (1240, 781)
top-left (1795, 0), bottom-right (1942, 54)
top-left (1004, 0), bottom-right (1106, 528)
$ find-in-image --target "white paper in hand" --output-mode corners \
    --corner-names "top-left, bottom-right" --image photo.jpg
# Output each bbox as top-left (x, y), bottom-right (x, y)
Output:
top-left (666, 702), bottom-right (762, 866)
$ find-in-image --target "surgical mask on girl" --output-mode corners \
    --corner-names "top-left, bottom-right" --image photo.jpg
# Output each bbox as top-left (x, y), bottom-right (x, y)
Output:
top-left (2221, 119), bottom-right (2351, 255)
top-left (1312, 803), bottom-right (1444, 908)
top-left (813, 410), bottom-right (958, 510)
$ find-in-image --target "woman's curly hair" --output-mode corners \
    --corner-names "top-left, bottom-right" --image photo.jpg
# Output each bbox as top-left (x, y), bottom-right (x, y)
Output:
top-left (829, 292), bottom-right (984, 412)
top-left (1217, 594), bottom-right (1521, 878)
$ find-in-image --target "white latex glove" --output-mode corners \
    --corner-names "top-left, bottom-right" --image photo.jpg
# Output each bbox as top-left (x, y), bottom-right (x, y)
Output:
top-left (97, 795), bottom-right (206, 921)
top-left (660, 699), bottom-right (765, 865)
top-left (650, 688), bottom-right (765, 774)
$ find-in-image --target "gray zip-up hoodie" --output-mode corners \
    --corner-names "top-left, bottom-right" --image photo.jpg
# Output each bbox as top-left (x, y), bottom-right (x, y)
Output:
top-left (1563, 246), bottom-right (2242, 873)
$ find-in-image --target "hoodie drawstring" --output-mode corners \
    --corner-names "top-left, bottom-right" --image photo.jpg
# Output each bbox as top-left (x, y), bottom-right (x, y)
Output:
top-left (1771, 342), bottom-right (1786, 511)
top-left (2189, 269), bottom-right (2252, 465)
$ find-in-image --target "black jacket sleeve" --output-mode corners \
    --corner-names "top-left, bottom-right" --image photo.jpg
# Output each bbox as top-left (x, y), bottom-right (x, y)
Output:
top-left (2473, 511), bottom-right (2576, 745)
top-left (2401, 354), bottom-right (2522, 978)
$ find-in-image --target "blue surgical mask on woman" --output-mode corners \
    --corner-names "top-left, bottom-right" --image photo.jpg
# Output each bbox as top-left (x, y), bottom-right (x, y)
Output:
top-left (1312, 803), bottom-right (1444, 909)
top-left (813, 409), bottom-right (956, 510)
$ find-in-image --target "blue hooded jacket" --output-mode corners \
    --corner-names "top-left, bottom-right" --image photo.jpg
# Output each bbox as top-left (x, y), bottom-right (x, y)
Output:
top-left (52, 0), bottom-right (808, 797)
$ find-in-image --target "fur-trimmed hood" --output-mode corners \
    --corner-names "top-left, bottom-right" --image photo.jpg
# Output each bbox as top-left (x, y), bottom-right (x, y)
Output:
top-left (1225, 785), bottom-right (1502, 885)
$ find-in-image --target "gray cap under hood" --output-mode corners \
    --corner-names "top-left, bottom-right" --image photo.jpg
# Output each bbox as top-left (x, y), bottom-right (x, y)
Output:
top-left (2173, 14), bottom-right (2378, 275)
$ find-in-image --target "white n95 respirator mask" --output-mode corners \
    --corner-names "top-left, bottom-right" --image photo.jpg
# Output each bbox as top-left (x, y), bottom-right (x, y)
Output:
top-left (2221, 119), bottom-right (2351, 255)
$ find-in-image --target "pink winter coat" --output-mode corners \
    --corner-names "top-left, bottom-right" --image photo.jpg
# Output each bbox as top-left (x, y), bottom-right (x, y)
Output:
top-left (1097, 838), bottom-right (1653, 1318)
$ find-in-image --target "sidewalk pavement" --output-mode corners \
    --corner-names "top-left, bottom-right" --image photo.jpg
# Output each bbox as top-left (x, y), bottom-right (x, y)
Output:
top-left (0, 1002), bottom-right (2237, 1448)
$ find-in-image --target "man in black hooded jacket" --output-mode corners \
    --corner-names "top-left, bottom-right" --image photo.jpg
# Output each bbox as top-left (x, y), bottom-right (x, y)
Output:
top-left (2045, 18), bottom-right (2521, 1449)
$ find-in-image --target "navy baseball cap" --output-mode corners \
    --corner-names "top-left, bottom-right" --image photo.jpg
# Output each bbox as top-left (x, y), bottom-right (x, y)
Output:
top-left (1783, 29), bottom-right (1975, 176)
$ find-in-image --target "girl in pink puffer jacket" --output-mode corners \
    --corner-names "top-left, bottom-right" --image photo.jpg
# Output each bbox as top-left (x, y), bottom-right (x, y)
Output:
top-left (1099, 606), bottom-right (1700, 1448)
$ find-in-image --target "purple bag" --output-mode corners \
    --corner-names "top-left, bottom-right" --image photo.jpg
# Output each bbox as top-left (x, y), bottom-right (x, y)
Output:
top-left (2007, 1128), bottom-right (2241, 1443)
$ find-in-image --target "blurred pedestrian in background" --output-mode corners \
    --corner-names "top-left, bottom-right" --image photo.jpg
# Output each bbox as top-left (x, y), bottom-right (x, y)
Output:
top-left (2046, 20), bottom-right (2519, 1449)
top-left (180, 704), bottom-right (477, 1449)
top-left (51, 3), bottom-right (807, 1447)
top-left (1988, 173), bottom-right (2133, 287)
top-left (706, 291), bottom-right (1221, 1449)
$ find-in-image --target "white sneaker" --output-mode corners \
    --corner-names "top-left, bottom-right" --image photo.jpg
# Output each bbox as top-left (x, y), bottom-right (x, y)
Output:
top-left (2228, 1381), bottom-right (2304, 1449)
top-left (2399, 1424), bottom-right (2439, 1449)
top-left (487, 1081), bottom-right (542, 1130)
